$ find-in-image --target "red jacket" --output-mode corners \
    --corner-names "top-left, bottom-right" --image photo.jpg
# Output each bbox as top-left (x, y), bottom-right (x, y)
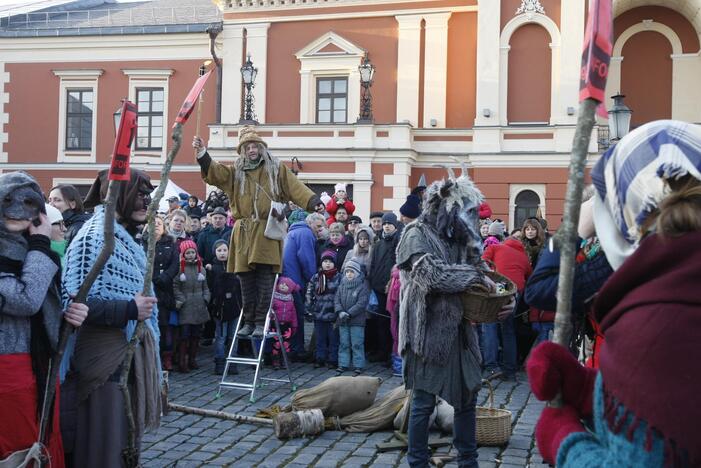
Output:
top-left (325, 197), bottom-right (356, 216)
top-left (482, 238), bottom-right (532, 291)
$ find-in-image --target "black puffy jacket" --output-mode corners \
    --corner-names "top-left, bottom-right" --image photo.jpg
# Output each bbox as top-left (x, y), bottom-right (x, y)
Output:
top-left (62, 209), bottom-right (92, 247)
top-left (368, 230), bottom-right (399, 293)
top-left (146, 235), bottom-right (179, 323)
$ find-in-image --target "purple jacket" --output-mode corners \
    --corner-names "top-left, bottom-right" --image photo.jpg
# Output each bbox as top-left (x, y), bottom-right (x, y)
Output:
top-left (282, 222), bottom-right (317, 288)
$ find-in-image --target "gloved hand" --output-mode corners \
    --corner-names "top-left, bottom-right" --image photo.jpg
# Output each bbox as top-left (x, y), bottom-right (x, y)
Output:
top-left (304, 312), bottom-right (314, 323)
top-left (527, 342), bottom-right (597, 418)
top-left (535, 405), bottom-right (586, 465)
top-left (339, 311), bottom-right (350, 322)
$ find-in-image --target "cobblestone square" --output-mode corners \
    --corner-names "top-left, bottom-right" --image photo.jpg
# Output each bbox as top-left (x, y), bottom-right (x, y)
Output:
top-left (144, 346), bottom-right (545, 467)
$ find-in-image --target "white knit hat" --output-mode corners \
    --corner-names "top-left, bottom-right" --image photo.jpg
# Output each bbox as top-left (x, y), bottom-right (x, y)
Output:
top-left (334, 183), bottom-right (346, 193)
top-left (45, 203), bottom-right (63, 225)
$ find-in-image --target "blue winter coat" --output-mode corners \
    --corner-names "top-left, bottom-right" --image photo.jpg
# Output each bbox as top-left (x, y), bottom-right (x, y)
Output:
top-left (282, 222), bottom-right (317, 288)
top-left (305, 271), bottom-right (341, 322)
top-left (524, 238), bottom-right (613, 313)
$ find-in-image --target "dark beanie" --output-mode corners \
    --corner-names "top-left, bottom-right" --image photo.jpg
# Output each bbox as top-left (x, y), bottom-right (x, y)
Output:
top-left (212, 239), bottom-right (228, 255)
top-left (400, 194), bottom-right (421, 219)
top-left (381, 212), bottom-right (398, 227)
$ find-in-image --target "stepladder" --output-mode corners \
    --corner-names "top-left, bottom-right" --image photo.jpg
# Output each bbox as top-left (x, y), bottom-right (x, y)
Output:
top-left (217, 274), bottom-right (296, 402)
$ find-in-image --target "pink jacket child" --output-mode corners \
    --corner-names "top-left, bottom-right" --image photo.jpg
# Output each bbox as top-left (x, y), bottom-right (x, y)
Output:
top-left (386, 266), bottom-right (401, 356)
top-left (272, 276), bottom-right (301, 332)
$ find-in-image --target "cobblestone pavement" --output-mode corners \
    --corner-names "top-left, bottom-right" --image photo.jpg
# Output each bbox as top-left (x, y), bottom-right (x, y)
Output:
top-left (142, 345), bottom-right (547, 467)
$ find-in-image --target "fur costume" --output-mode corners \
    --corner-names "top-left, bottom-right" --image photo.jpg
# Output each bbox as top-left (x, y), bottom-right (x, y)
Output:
top-left (397, 168), bottom-right (486, 364)
top-left (396, 166), bottom-right (488, 410)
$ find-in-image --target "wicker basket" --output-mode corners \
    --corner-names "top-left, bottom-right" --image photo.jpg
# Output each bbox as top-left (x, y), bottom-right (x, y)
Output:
top-left (476, 379), bottom-right (512, 446)
top-left (461, 270), bottom-right (517, 323)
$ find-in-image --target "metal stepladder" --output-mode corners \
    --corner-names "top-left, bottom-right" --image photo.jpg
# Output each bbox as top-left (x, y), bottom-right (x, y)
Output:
top-left (217, 274), bottom-right (296, 402)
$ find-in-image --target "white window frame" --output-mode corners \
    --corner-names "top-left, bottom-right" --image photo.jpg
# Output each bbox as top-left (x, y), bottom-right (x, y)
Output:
top-left (296, 32), bottom-right (365, 124)
top-left (509, 184), bottom-right (546, 232)
top-left (53, 69), bottom-right (103, 163)
top-left (123, 69), bottom-right (173, 164)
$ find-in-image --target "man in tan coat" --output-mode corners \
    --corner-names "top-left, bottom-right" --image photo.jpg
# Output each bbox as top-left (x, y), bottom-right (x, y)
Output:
top-left (193, 127), bottom-right (322, 338)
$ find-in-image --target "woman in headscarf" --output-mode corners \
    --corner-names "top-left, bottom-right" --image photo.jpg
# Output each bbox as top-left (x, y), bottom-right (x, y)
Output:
top-left (60, 169), bottom-right (161, 467)
top-left (0, 172), bottom-right (87, 468)
top-left (528, 120), bottom-right (701, 467)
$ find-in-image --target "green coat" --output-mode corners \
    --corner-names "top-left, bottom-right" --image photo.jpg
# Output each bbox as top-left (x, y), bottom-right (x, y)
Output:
top-left (204, 156), bottom-right (316, 273)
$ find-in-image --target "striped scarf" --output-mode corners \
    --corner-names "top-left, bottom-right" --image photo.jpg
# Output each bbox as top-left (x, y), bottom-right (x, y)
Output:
top-left (591, 120), bottom-right (701, 269)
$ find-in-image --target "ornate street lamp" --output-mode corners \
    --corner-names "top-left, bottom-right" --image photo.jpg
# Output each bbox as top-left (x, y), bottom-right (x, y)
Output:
top-left (357, 54), bottom-right (375, 123)
top-left (240, 53), bottom-right (258, 124)
top-left (608, 93), bottom-right (632, 142)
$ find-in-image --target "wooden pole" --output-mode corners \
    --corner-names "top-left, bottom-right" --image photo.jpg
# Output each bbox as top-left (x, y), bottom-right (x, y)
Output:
top-left (120, 122), bottom-right (184, 468)
top-left (552, 98), bottom-right (598, 348)
top-left (548, 98), bottom-right (598, 409)
top-left (168, 403), bottom-right (274, 426)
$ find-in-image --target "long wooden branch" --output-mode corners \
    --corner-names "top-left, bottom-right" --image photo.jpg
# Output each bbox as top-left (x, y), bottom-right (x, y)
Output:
top-left (168, 403), bottom-right (273, 426)
top-left (38, 179), bottom-right (120, 461)
top-left (120, 122), bottom-right (183, 468)
top-left (549, 98), bottom-right (598, 408)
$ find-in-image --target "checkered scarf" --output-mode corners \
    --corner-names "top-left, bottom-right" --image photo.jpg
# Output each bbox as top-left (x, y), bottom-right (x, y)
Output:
top-left (591, 120), bottom-right (701, 269)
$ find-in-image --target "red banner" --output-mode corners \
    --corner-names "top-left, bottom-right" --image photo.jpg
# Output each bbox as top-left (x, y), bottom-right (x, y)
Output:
top-left (174, 69), bottom-right (213, 126)
top-left (579, 0), bottom-right (613, 104)
top-left (108, 100), bottom-right (137, 181)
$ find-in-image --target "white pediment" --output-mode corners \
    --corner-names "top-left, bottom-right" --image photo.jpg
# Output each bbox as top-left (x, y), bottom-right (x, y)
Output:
top-left (295, 31), bottom-right (366, 59)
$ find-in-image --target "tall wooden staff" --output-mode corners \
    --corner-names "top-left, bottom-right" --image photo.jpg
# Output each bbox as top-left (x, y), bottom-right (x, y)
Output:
top-left (37, 100), bottom-right (137, 465)
top-left (120, 64), bottom-right (214, 468)
top-left (551, 0), bottom-right (612, 404)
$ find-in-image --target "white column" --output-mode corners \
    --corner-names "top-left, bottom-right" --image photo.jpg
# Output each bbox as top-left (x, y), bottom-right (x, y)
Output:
top-left (245, 23), bottom-right (271, 123)
top-left (474, 0), bottom-right (501, 126)
top-left (299, 70), bottom-right (312, 124)
top-left (422, 12), bottom-right (451, 128)
top-left (220, 24), bottom-right (244, 124)
top-left (671, 54), bottom-right (701, 122)
top-left (395, 14), bottom-right (423, 126)
top-left (558, 1), bottom-right (585, 125)
top-left (353, 159), bottom-right (373, 221)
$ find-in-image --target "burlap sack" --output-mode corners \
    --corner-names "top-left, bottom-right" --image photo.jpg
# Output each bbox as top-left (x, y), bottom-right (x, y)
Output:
top-left (393, 394), bottom-right (437, 430)
top-left (338, 385), bottom-right (409, 433)
top-left (434, 397), bottom-right (454, 433)
top-left (291, 376), bottom-right (381, 417)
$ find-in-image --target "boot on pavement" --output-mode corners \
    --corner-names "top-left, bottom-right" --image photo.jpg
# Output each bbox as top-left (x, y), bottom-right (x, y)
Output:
top-left (177, 340), bottom-right (189, 373)
top-left (188, 337), bottom-right (200, 370)
top-left (162, 351), bottom-right (173, 371)
top-left (214, 358), bottom-right (225, 375)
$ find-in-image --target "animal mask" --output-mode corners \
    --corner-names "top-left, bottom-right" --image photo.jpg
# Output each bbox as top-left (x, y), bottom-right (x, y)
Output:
top-left (0, 172), bottom-right (46, 261)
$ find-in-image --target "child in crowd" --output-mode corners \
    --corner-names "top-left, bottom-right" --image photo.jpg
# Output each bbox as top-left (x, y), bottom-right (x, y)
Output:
top-left (271, 276), bottom-right (301, 369)
top-left (484, 219), bottom-right (505, 248)
top-left (342, 224), bottom-right (374, 272)
top-left (208, 240), bottom-right (242, 375)
top-left (386, 265), bottom-right (402, 377)
top-left (173, 240), bottom-right (211, 373)
top-left (318, 222), bottom-right (352, 268)
top-left (325, 183), bottom-right (356, 218)
top-left (335, 259), bottom-right (370, 374)
top-left (306, 250), bottom-right (341, 369)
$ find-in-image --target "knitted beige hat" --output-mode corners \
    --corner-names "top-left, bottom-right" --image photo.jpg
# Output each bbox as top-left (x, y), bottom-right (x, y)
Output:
top-left (237, 125), bottom-right (267, 153)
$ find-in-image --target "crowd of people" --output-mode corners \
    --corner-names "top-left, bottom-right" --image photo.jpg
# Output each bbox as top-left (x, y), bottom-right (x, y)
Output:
top-left (1, 120), bottom-right (699, 467)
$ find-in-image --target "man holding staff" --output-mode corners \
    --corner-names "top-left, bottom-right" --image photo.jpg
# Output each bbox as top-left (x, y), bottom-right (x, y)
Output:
top-left (193, 127), bottom-right (322, 338)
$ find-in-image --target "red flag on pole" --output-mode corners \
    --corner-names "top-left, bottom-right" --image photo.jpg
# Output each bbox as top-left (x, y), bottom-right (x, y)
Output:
top-left (174, 69), bottom-right (213, 127)
top-left (109, 100), bottom-right (137, 181)
top-left (579, 0), bottom-right (613, 104)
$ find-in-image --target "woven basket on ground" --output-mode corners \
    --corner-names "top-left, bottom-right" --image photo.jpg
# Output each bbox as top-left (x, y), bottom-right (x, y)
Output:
top-left (461, 270), bottom-right (517, 323)
top-left (476, 379), bottom-right (512, 446)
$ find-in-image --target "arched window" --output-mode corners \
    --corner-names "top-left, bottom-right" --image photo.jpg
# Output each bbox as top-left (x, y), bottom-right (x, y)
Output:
top-left (621, 30), bottom-right (672, 127)
top-left (514, 190), bottom-right (541, 230)
top-left (507, 24), bottom-right (552, 124)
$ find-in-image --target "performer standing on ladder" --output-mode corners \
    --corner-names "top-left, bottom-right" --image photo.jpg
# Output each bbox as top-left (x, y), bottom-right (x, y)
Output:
top-left (193, 128), bottom-right (323, 339)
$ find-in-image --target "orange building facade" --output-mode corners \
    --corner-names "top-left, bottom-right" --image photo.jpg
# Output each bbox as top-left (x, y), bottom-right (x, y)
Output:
top-left (1, 0), bottom-right (700, 230)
